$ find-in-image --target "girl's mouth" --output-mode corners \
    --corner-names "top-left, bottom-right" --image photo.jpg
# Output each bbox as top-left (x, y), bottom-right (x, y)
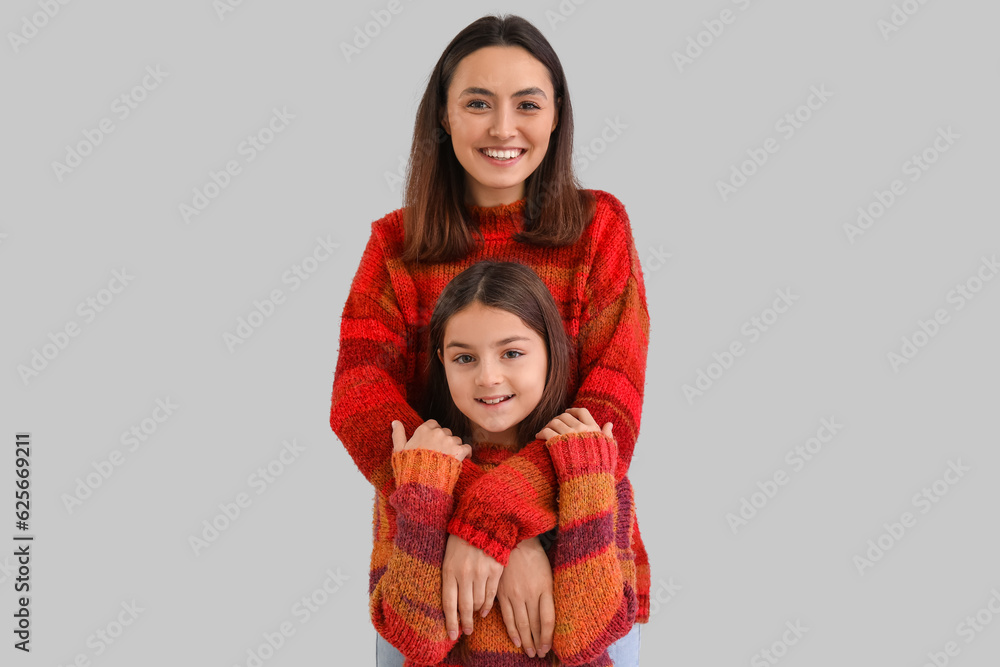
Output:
top-left (476, 394), bottom-right (514, 405)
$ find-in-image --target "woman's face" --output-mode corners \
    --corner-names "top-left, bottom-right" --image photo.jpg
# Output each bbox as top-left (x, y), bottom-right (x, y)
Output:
top-left (442, 46), bottom-right (559, 207)
top-left (437, 302), bottom-right (548, 446)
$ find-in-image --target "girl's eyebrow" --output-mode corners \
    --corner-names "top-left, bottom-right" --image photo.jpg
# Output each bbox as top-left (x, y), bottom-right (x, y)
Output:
top-left (445, 336), bottom-right (532, 350)
top-left (459, 86), bottom-right (548, 100)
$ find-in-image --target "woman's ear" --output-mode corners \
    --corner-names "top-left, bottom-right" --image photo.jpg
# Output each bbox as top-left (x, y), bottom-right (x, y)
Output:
top-left (441, 112), bottom-right (451, 135)
top-left (437, 348), bottom-right (444, 362)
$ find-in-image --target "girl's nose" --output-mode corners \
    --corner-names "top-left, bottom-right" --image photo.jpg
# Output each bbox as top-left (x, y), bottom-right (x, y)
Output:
top-left (477, 359), bottom-right (503, 385)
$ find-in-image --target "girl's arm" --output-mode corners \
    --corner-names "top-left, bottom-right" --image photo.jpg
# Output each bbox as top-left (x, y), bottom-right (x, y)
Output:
top-left (448, 191), bottom-right (649, 564)
top-left (370, 445), bottom-right (485, 664)
top-left (545, 429), bottom-right (638, 665)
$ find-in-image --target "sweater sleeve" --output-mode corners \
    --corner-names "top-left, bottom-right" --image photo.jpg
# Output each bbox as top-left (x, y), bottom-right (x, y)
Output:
top-left (546, 431), bottom-right (638, 666)
top-left (571, 193), bottom-right (650, 483)
top-left (446, 438), bottom-right (560, 566)
top-left (447, 193), bottom-right (650, 563)
top-left (330, 223), bottom-right (424, 499)
top-left (370, 449), bottom-right (474, 665)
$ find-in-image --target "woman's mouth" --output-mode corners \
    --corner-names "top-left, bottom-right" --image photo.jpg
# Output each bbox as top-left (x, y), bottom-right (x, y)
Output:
top-left (476, 394), bottom-right (514, 405)
top-left (478, 148), bottom-right (526, 164)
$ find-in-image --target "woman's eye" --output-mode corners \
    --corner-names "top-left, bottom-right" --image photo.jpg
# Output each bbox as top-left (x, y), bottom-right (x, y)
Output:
top-left (519, 101), bottom-right (541, 110)
top-left (455, 354), bottom-right (474, 364)
top-left (502, 350), bottom-right (523, 359)
top-left (467, 100), bottom-right (488, 110)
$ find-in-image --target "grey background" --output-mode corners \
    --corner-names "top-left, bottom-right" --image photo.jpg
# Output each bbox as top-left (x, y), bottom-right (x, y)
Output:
top-left (2, 0), bottom-right (999, 664)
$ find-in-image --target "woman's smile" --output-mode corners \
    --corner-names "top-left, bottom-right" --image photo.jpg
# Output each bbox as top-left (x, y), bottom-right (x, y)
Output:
top-left (441, 45), bottom-right (558, 207)
top-left (478, 147), bottom-right (527, 165)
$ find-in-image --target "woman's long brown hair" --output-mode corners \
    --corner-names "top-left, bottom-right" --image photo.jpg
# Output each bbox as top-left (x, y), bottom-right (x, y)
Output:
top-left (402, 14), bottom-right (595, 264)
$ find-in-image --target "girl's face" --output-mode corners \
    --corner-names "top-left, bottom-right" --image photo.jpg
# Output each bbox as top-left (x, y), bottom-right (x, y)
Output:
top-left (437, 302), bottom-right (548, 446)
top-left (441, 46), bottom-right (558, 208)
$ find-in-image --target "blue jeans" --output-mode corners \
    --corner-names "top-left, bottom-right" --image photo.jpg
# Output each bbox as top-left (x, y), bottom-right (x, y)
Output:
top-left (376, 622), bottom-right (640, 666)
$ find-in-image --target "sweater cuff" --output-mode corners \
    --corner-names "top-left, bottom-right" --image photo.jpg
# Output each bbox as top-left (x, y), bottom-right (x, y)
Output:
top-left (446, 516), bottom-right (514, 566)
top-left (545, 432), bottom-right (618, 479)
top-left (391, 449), bottom-right (463, 494)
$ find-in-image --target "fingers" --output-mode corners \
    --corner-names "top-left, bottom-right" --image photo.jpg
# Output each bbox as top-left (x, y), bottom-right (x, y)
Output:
top-left (459, 576), bottom-right (475, 636)
top-left (442, 574), bottom-right (460, 641)
top-left (514, 601), bottom-right (536, 657)
top-left (548, 414), bottom-right (578, 434)
top-left (538, 591), bottom-right (554, 657)
top-left (390, 421), bottom-right (406, 452)
top-left (536, 427), bottom-right (557, 441)
top-left (472, 573), bottom-right (487, 621)
top-left (565, 407), bottom-right (596, 426)
top-left (480, 568), bottom-right (499, 618)
top-left (499, 594), bottom-right (521, 648)
top-left (602, 422), bottom-right (614, 439)
top-left (526, 597), bottom-right (542, 659)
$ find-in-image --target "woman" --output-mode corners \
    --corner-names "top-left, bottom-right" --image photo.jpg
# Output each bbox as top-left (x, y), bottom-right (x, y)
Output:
top-left (329, 13), bottom-right (651, 665)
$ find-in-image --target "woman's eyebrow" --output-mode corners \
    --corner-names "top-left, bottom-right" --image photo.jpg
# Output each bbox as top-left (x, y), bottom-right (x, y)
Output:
top-left (459, 86), bottom-right (548, 100)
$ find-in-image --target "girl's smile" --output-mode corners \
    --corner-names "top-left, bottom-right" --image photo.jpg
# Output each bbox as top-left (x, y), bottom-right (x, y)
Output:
top-left (438, 302), bottom-right (548, 446)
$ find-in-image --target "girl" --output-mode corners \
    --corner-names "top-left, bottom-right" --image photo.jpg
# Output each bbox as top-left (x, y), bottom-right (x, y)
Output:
top-left (329, 12), bottom-right (651, 661)
top-left (371, 260), bottom-right (640, 666)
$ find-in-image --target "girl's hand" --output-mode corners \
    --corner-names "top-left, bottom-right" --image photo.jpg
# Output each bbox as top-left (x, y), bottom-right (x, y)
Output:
top-left (496, 536), bottom-right (554, 659)
top-left (391, 420), bottom-right (473, 462)
top-left (442, 534), bottom-right (504, 641)
top-left (535, 407), bottom-right (613, 442)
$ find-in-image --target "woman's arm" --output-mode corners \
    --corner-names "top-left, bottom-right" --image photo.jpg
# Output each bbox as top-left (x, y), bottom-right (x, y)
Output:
top-left (545, 430), bottom-right (638, 665)
top-left (330, 222), bottom-right (425, 499)
top-left (370, 446), bottom-right (485, 664)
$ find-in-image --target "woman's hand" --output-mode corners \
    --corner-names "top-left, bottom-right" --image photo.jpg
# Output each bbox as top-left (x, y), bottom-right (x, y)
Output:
top-left (391, 419), bottom-right (472, 462)
top-left (496, 536), bottom-right (554, 659)
top-left (442, 534), bottom-right (504, 640)
top-left (535, 407), bottom-right (613, 441)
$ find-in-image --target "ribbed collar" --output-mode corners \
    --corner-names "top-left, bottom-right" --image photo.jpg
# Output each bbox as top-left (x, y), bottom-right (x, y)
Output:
top-left (465, 198), bottom-right (526, 239)
top-left (470, 440), bottom-right (523, 467)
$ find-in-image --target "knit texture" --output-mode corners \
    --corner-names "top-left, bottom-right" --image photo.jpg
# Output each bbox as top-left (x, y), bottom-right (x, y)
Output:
top-left (371, 434), bottom-right (637, 666)
top-left (330, 189), bottom-right (652, 618)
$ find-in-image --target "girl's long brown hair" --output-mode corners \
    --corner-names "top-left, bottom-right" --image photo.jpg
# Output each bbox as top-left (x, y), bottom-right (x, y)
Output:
top-left (402, 14), bottom-right (595, 264)
top-left (423, 260), bottom-right (570, 448)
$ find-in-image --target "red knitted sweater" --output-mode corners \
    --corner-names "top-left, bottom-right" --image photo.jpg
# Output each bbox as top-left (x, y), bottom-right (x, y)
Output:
top-left (372, 433), bottom-right (637, 665)
top-left (329, 189), bottom-right (652, 619)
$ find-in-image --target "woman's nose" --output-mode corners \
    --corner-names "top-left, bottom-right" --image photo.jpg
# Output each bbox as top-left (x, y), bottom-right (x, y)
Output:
top-left (489, 108), bottom-right (515, 138)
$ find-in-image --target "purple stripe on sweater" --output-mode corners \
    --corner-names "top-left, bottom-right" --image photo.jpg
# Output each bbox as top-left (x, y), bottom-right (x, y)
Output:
top-left (369, 565), bottom-right (386, 595)
top-left (395, 514), bottom-right (448, 563)
top-left (400, 593), bottom-right (445, 623)
top-left (391, 483), bottom-right (454, 524)
top-left (552, 511), bottom-right (614, 568)
top-left (615, 477), bottom-right (634, 550)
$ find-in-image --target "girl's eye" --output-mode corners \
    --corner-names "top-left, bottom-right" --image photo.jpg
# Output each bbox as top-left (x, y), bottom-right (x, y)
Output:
top-left (502, 350), bottom-right (523, 359)
top-left (454, 354), bottom-right (474, 364)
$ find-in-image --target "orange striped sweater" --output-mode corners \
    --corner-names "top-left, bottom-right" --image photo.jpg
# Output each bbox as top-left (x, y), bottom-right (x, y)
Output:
top-left (371, 432), bottom-right (637, 665)
top-left (330, 189), bottom-right (652, 627)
